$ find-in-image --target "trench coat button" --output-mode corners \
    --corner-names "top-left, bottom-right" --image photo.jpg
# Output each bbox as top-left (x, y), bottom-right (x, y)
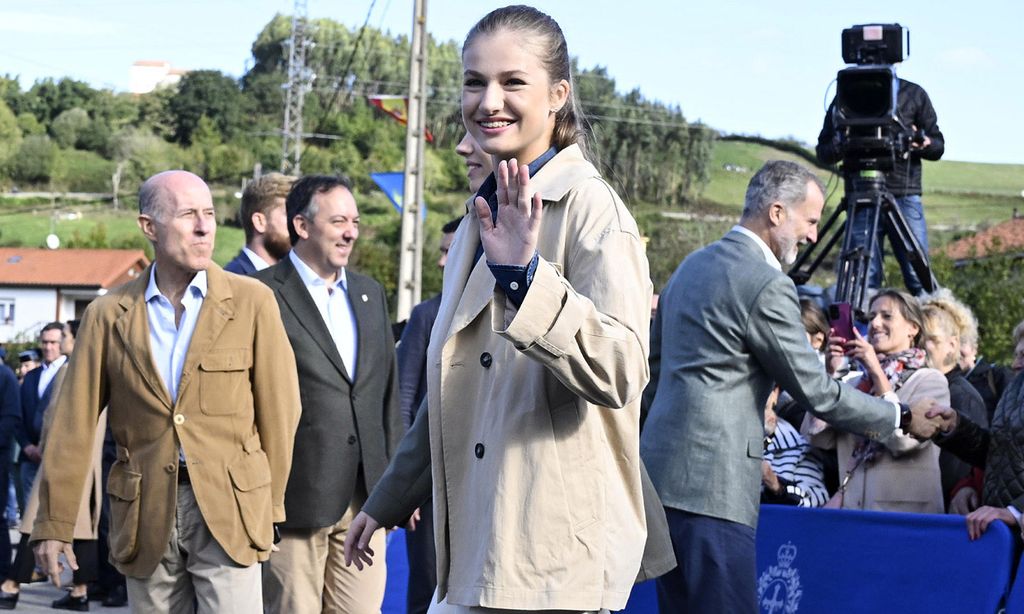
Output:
top-left (509, 281), bottom-right (520, 291)
top-left (173, 414), bottom-right (186, 425)
top-left (479, 352), bottom-right (492, 368)
top-left (347, 435), bottom-right (357, 445)
top-left (474, 443), bottom-right (485, 459)
top-left (165, 463), bottom-right (176, 473)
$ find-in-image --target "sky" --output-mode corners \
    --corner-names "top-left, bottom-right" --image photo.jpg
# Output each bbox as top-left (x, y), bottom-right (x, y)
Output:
top-left (1, 0), bottom-right (1022, 164)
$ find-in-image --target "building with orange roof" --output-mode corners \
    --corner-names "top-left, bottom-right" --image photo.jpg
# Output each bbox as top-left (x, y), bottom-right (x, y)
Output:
top-left (0, 248), bottom-right (149, 342)
top-left (941, 214), bottom-right (1024, 263)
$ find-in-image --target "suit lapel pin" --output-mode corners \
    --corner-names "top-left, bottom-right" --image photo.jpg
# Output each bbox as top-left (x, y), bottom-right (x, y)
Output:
top-left (361, 294), bottom-right (368, 302)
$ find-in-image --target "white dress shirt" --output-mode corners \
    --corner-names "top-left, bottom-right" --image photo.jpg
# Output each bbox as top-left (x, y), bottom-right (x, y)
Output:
top-left (37, 354), bottom-right (67, 399)
top-left (289, 251), bottom-right (358, 379)
top-left (242, 246), bottom-right (272, 272)
top-left (145, 266), bottom-right (208, 403)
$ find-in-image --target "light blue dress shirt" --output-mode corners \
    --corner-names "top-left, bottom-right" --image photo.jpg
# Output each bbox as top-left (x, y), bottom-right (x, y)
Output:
top-left (145, 266), bottom-right (208, 403)
top-left (289, 251), bottom-right (358, 379)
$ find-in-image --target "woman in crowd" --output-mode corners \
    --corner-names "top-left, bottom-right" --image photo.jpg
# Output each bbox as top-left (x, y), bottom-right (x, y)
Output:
top-left (808, 289), bottom-right (949, 512)
top-left (346, 5), bottom-right (653, 613)
top-left (929, 318), bottom-right (1024, 539)
top-left (919, 290), bottom-right (989, 507)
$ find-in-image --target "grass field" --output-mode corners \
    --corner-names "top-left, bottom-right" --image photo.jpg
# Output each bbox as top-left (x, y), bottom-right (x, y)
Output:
top-left (0, 205), bottom-right (245, 265)
top-left (698, 140), bottom-right (1024, 230)
top-left (0, 138), bottom-right (1019, 287)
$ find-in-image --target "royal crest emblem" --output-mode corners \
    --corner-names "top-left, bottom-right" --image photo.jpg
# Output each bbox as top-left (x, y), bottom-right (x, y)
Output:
top-left (758, 541), bottom-right (802, 614)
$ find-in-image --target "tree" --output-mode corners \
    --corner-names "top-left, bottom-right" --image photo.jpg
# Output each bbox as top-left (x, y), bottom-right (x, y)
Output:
top-left (168, 70), bottom-right (246, 145)
top-left (0, 99), bottom-right (21, 164)
top-left (16, 112), bottom-right (44, 136)
top-left (7, 135), bottom-right (57, 183)
top-left (27, 77), bottom-right (96, 124)
top-left (51, 107), bottom-right (90, 148)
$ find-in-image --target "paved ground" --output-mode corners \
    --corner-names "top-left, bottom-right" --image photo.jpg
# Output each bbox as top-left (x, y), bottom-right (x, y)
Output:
top-left (5, 530), bottom-right (128, 613)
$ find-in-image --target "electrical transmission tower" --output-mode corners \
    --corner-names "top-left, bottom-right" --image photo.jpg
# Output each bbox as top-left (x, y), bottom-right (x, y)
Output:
top-left (395, 0), bottom-right (428, 321)
top-left (281, 0), bottom-right (314, 174)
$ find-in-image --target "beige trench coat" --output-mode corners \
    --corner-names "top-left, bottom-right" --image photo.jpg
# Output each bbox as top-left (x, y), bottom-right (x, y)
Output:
top-left (809, 367), bottom-right (950, 513)
top-left (417, 145), bottom-right (652, 611)
top-left (22, 365), bottom-right (106, 540)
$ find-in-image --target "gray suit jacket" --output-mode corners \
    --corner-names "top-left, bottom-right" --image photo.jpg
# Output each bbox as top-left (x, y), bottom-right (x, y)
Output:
top-left (255, 257), bottom-right (402, 528)
top-left (640, 230), bottom-right (898, 529)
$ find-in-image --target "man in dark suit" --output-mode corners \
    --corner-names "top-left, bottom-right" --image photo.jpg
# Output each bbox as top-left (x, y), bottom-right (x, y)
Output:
top-left (0, 362), bottom-right (20, 582)
top-left (224, 172), bottom-right (295, 275)
top-left (641, 160), bottom-right (945, 613)
top-left (17, 321), bottom-right (65, 508)
top-left (257, 175), bottom-right (401, 614)
top-left (397, 216), bottom-right (460, 614)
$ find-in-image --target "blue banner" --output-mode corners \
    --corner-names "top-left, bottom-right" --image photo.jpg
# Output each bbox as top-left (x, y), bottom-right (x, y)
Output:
top-left (370, 172), bottom-right (426, 219)
top-left (754, 505), bottom-right (1015, 614)
top-left (386, 506), bottom-right (1019, 613)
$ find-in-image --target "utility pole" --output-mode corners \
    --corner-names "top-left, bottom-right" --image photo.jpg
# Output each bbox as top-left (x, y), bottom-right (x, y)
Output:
top-left (395, 0), bottom-right (428, 321)
top-left (281, 0), bottom-right (313, 174)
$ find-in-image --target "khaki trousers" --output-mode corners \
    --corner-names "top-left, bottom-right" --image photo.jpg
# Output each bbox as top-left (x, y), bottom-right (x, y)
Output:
top-left (427, 590), bottom-right (607, 614)
top-left (262, 492), bottom-right (387, 614)
top-left (125, 484), bottom-right (262, 614)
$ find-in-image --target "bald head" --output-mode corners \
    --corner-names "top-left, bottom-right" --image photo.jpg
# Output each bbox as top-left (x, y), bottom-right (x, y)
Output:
top-left (136, 170), bottom-right (216, 275)
top-left (139, 171), bottom-right (211, 220)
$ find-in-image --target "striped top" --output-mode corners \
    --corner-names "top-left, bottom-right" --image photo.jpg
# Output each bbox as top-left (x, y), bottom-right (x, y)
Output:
top-left (764, 418), bottom-right (830, 507)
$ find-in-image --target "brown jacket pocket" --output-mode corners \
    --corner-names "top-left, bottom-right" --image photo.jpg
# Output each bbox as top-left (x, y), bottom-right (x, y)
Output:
top-left (106, 464), bottom-right (142, 563)
top-left (228, 450), bottom-right (273, 550)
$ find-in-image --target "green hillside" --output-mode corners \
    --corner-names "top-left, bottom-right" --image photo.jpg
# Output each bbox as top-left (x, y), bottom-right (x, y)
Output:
top-left (701, 140), bottom-right (1024, 228)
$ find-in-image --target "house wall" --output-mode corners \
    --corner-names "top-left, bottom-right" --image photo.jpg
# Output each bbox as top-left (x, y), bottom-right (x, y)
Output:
top-left (0, 287), bottom-right (59, 343)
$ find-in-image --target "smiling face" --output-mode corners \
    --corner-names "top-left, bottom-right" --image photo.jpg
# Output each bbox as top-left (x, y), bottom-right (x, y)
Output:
top-left (462, 29), bottom-right (569, 166)
top-left (455, 131), bottom-right (494, 193)
top-left (292, 186), bottom-right (360, 280)
top-left (868, 295), bottom-right (919, 355)
top-left (768, 180), bottom-right (823, 265)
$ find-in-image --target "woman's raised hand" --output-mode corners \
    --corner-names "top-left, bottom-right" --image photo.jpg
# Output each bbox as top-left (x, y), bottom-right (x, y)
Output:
top-left (473, 158), bottom-right (543, 266)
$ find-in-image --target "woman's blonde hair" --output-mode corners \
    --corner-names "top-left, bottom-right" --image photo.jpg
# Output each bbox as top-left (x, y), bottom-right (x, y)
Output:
top-left (919, 288), bottom-right (979, 359)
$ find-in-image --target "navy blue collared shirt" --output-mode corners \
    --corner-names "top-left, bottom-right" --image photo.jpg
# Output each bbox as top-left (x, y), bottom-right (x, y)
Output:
top-left (476, 147), bottom-right (557, 307)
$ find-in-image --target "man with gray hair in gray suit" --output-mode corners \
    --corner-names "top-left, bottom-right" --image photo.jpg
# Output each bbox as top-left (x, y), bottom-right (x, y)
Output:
top-left (641, 160), bottom-right (945, 613)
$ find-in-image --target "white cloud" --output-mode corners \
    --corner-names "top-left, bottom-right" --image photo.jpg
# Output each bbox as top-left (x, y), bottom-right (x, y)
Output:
top-left (0, 11), bottom-right (116, 36)
top-left (938, 46), bottom-right (992, 69)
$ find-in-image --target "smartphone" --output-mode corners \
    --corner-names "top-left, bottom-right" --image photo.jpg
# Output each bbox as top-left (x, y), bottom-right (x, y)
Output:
top-left (827, 302), bottom-right (855, 341)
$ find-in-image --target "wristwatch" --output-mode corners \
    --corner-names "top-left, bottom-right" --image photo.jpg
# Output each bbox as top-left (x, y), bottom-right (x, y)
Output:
top-left (899, 403), bottom-right (913, 431)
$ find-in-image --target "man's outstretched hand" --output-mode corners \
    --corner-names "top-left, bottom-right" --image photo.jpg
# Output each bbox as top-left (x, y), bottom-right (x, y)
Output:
top-left (343, 511), bottom-right (381, 571)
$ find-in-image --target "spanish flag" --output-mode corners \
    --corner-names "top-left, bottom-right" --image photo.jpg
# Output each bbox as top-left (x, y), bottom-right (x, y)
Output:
top-left (367, 95), bottom-right (434, 143)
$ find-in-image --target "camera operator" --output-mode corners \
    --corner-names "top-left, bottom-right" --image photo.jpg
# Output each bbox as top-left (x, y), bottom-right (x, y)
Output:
top-left (816, 76), bottom-right (944, 296)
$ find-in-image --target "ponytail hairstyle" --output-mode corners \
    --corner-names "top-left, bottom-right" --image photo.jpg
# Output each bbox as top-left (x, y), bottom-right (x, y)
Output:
top-left (464, 5), bottom-right (592, 160)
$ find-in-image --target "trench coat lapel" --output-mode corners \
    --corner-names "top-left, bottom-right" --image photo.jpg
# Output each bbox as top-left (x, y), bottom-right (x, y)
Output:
top-left (274, 257), bottom-right (351, 381)
top-left (176, 266), bottom-right (235, 402)
top-left (113, 268), bottom-right (173, 411)
top-left (438, 216), bottom-right (495, 343)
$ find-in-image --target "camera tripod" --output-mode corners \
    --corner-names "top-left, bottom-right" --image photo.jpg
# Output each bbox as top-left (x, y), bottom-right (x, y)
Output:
top-left (788, 170), bottom-right (938, 316)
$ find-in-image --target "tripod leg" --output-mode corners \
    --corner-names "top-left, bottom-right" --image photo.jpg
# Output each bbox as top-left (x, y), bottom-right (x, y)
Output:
top-left (882, 194), bottom-right (938, 294)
